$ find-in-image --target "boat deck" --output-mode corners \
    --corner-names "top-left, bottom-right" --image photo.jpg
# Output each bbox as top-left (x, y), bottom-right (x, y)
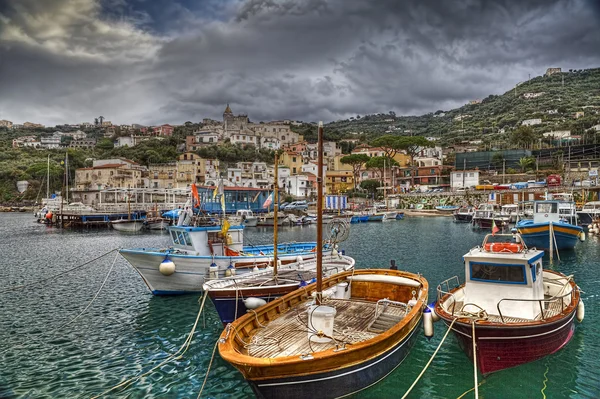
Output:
top-left (219, 269), bottom-right (319, 289)
top-left (446, 297), bottom-right (565, 323)
top-left (245, 298), bottom-right (408, 358)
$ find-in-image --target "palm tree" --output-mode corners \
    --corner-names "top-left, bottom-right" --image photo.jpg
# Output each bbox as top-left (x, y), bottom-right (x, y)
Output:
top-left (518, 157), bottom-right (535, 172)
top-left (98, 116), bottom-right (105, 126)
top-left (94, 118), bottom-right (99, 126)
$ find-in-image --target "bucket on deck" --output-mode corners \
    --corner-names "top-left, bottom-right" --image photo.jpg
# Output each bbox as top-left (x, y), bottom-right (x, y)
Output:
top-left (307, 305), bottom-right (337, 343)
top-left (335, 282), bottom-right (351, 299)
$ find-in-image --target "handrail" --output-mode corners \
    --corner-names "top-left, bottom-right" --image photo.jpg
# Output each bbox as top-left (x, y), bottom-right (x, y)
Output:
top-left (496, 289), bottom-right (573, 323)
top-left (436, 276), bottom-right (461, 316)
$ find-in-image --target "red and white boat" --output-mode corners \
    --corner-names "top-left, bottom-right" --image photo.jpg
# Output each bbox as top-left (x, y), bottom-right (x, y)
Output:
top-left (435, 233), bottom-right (584, 374)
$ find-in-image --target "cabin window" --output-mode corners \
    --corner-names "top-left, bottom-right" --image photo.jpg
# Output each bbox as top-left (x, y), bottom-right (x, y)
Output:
top-left (182, 232), bottom-right (192, 246)
top-left (171, 230), bottom-right (179, 244)
top-left (536, 203), bottom-right (557, 214)
top-left (470, 262), bottom-right (526, 284)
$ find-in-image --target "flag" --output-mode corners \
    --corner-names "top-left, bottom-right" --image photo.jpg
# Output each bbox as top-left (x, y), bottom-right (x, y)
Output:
top-left (252, 191), bottom-right (261, 203)
top-left (191, 184), bottom-right (200, 208)
top-left (212, 185), bottom-right (218, 199)
top-left (221, 219), bottom-right (230, 235)
top-left (262, 192), bottom-right (273, 209)
top-left (220, 191), bottom-right (226, 214)
top-left (492, 220), bottom-right (500, 235)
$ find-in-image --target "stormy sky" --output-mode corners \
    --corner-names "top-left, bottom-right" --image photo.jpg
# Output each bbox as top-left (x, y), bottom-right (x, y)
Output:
top-left (1, 0), bottom-right (599, 126)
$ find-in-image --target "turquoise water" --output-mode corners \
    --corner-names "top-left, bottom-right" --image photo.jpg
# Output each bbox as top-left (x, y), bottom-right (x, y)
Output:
top-left (0, 213), bottom-right (598, 398)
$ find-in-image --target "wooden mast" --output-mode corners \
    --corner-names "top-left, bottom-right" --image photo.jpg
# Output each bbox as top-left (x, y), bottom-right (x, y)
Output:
top-left (316, 121), bottom-right (324, 305)
top-left (273, 151), bottom-right (279, 276)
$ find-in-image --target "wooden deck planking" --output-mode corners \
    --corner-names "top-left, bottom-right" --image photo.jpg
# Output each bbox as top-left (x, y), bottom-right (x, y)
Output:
top-left (247, 298), bottom-right (408, 358)
top-left (442, 298), bottom-right (567, 323)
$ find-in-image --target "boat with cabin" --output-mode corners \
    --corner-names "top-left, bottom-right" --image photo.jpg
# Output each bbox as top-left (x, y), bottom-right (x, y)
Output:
top-left (257, 213), bottom-right (288, 227)
top-left (500, 204), bottom-right (519, 223)
top-left (517, 200), bottom-right (583, 250)
top-left (435, 233), bottom-right (583, 374)
top-left (120, 218), bottom-right (331, 295)
top-left (203, 254), bottom-right (355, 324)
top-left (471, 203), bottom-right (509, 230)
top-left (218, 122), bottom-right (429, 398)
top-left (229, 209), bottom-right (258, 227)
top-left (453, 206), bottom-right (474, 223)
top-left (577, 201), bottom-right (600, 228)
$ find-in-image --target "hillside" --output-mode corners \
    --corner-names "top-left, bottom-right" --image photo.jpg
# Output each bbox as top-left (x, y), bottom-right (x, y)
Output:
top-left (301, 68), bottom-right (600, 146)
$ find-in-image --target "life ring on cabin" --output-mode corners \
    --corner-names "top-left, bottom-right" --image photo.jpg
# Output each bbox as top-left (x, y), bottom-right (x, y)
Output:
top-left (225, 246), bottom-right (241, 257)
top-left (483, 243), bottom-right (524, 253)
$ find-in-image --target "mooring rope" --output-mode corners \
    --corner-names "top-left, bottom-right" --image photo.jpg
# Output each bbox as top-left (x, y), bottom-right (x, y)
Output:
top-left (92, 290), bottom-right (210, 398)
top-left (541, 362), bottom-right (549, 399)
top-left (0, 248), bottom-right (120, 294)
top-left (401, 318), bottom-right (457, 399)
top-left (196, 339), bottom-right (219, 399)
top-left (471, 321), bottom-right (479, 399)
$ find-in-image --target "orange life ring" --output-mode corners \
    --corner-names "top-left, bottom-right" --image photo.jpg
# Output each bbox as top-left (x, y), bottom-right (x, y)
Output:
top-left (224, 246), bottom-right (241, 257)
top-left (483, 242), bottom-right (524, 253)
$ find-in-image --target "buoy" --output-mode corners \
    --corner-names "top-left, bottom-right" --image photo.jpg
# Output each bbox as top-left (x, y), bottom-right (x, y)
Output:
top-left (244, 297), bottom-right (267, 310)
top-left (296, 255), bottom-right (303, 264)
top-left (159, 259), bottom-right (176, 276)
top-left (253, 264), bottom-right (259, 273)
top-left (331, 247), bottom-right (339, 257)
top-left (423, 307), bottom-right (434, 338)
top-left (227, 263), bottom-right (236, 276)
top-left (428, 302), bottom-right (441, 322)
top-left (579, 232), bottom-right (586, 242)
top-left (225, 268), bottom-right (232, 277)
top-left (209, 263), bottom-right (219, 279)
top-left (577, 299), bottom-right (585, 322)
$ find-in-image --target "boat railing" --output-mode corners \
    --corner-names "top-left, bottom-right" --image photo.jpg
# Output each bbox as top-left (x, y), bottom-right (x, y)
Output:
top-left (496, 289), bottom-right (573, 323)
top-left (436, 276), bottom-right (462, 316)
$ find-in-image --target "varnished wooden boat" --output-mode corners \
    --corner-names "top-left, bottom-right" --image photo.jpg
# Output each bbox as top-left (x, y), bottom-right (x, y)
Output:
top-left (218, 268), bottom-right (429, 398)
top-left (435, 233), bottom-right (583, 374)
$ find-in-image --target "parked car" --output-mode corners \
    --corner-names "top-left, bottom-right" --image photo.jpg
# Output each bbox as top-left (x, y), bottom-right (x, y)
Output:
top-left (278, 202), bottom-right (290, 210)
top-left (287, 200), bottom-right (308, 211)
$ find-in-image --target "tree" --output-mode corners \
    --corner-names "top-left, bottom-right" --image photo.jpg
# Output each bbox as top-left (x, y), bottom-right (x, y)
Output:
top-left (397, 136), bottom-right (434, 165)
top-left (370, 135), bottom-right (404, 159)
top-left (360, 179), bottom-right (380, 195)
top-left (365, 156), bottom-right (398, 185)
top-left (96, 138), bottom-right (114, 151)
top-left (510, 125), bottom-right (538, 149)
top-left (340, 154), bottom-right (370, 190)
top-left (518, 156), bottom-right (535, 172)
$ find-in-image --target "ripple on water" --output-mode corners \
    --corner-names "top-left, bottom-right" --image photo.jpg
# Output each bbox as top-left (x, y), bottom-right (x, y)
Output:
top-left (0, 214), bottom-right (599, 398)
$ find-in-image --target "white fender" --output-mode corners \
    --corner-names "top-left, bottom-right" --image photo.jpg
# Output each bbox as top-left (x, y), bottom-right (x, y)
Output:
top-left (244, 297), bottom-right (267, 310)
top-left (159, 259), bottom-right (176, 276)
top-left (577, 299), bottom-right (585, 322)
top-left (579, 232), bottom-right (586, 242)
top-left (423, 308), bottom-right (434, 338)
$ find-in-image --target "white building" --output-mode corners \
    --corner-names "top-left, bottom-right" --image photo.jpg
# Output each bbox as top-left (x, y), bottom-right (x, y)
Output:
top-left (522, 118), bottom-right (542, 126)
top-left (284, 174), bottom-right (310, 198)
top-left (40, 135), bottom-right (62, 148)
top-left (450, 170), bottom-right (480, 190)
top-left (543, 131), bottom-right (572, 139)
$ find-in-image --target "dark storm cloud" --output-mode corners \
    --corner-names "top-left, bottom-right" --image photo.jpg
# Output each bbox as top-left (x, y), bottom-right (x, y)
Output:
top-left (1, 0), bottom-right (599, 125)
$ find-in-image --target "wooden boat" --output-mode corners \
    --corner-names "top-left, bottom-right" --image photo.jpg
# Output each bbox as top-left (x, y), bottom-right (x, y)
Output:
top-left (218, 268), bottom-right (428, 398)
top-left (471, 203), bottom-right (509, 230)
top-left (203, 254), bottom-right (355, 324)
top-left (435, 233), bottom-right (583, 374)
top-left (110, 218), bottom-right (144, 232)
top-left (219, 122), bottom-right (429, 398)
top-left (517, 200), bottom-right (583, 250)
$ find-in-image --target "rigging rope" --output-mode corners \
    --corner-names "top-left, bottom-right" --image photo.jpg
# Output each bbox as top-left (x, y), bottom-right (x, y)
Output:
top-left (0, 248), bottom-right (119, 294)
top-left (401, 318), bottom-right (457, 399)
top-left (471, 321), bottom-right (479, 399)
top-left (91, 290), bottom-right (210, 398)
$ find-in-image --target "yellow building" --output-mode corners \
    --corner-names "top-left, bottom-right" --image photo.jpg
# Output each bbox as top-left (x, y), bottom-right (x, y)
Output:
top-left (75, 159), bottom-right (145, 191)
top-left (279, 150), bottom-right (304, 174)
top-left (331, 154), bottom-right (354, 172)
top-left (351, 145), bottom-right (411, 166)
top-left (325, 170), bottom-right (353, 194)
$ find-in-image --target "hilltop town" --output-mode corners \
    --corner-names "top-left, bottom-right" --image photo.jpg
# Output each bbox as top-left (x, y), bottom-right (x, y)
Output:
top-left (1, 68), bottom-right (600, 205)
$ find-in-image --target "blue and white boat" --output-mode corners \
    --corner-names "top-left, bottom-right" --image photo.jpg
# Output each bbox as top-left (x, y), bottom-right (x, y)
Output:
top-left (517, 200), bottom-right (584, 250)
top-left (120, 222), bottom-right (331, 295)
top-left (435, 205), bottom-right (460, 212)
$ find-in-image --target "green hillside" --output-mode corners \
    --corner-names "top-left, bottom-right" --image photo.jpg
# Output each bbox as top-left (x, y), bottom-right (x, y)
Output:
top-left (306, 68), bottom-right (600, 146)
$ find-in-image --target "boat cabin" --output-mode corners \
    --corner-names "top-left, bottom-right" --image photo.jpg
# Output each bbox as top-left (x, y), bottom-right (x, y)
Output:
top-left (581, 201), bottom-right (600, 212)
top-left (236, 209), bottom-right (254, 217)
top-left (474, 203), bottom-right (497, 218)
top-left (463, 235), bottom-right (544, 320)
top-left (168, 225), bottom-right (244, 256)
top-left (532, 200), bottom-right (564, 224)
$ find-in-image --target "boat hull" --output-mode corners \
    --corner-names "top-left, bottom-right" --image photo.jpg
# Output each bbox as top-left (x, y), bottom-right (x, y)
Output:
top-left (111, 220), bottom-right (144, 232)
top-left (145, 220), bottom-right (169, 230)
top-left (367, 214), bottom-right (384, 221)
top-left (248, 320), bottom-right (420, 399)
top-left (517, 222), bottom-right (582, 250)
top-left (119, 247), bottom-right (329, 295)
top-left (453, 213), bottom-right (473, 223)
top-left (472, 217), bottom-right (508, 230)
top-left (441, 311), bottom-right (577, 374)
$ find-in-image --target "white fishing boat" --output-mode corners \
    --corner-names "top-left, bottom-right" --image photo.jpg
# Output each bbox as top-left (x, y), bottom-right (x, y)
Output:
top-left (110, 218), bottom-right (144, 232)
top-left (228, 209), bottom-right (258, 227)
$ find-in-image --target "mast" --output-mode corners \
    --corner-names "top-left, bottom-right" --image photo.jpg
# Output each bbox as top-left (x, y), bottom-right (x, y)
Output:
top-left (273, 152), bottom-right (279, 276)
top-left (127, 191), bottom-right (131, 220)
top-left (65, 152), bottom-right (69, 203)
top-left (316, 121), bottom-right (324, 305)
top-left (46, 155), bottom-right (50, 199)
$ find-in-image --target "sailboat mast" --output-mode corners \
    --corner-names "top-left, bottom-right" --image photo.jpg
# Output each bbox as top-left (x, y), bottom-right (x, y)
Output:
top-left (273, 152), bottom-right (279, 276)
top-left (65, 152), bottom-right (69, 203)
top-left (46, 155), bottom-right (50, 199)
top-left (316, 121), bottom-right (324, 305)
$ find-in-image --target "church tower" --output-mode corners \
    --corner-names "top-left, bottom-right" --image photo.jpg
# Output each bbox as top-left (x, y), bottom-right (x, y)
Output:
top-left (223, 103), bottom-right (234, 132)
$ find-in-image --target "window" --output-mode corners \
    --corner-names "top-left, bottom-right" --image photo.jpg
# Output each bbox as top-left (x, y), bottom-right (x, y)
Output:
top-left (430, 169), bottom-right (436, 175)
top-left (455, 173), bottom-right (462, 178)
top-left (293, 167), bottom-right (297, 174)
top-left (470, 262), bottom-right (526, 284)
top-left (469, 173), bottom-right (474, 177)
top-left (536, 202), bottom-right (557, 214)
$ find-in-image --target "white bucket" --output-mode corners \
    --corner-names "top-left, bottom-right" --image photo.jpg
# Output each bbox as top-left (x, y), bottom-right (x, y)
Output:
top-left (335, 282), bottom-right (350, 299)
top-left (307, 305), bottom-right (337, 343)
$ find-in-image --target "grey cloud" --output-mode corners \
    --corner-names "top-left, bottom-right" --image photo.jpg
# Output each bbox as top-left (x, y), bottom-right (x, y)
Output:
top-left (1, 0), bottom-right (600, 126)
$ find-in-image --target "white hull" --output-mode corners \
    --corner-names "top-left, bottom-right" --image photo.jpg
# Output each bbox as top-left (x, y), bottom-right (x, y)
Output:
top-left (111, 220), bottom-right (144, 232)
top-left (242, 217), bottom-right (258, 227)
top-left (146, 220), bottom-right (170, 230)
top-left (119, 248), bottom-right (329, 294)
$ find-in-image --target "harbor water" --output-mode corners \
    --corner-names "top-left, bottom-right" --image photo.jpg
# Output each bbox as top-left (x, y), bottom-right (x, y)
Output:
top-left (0, 213), bottom-right (598, 398)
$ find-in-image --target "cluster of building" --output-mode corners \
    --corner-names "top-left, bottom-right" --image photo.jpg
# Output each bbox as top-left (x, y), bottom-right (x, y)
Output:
top-left (12, 130), bottom-right (96, 149)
